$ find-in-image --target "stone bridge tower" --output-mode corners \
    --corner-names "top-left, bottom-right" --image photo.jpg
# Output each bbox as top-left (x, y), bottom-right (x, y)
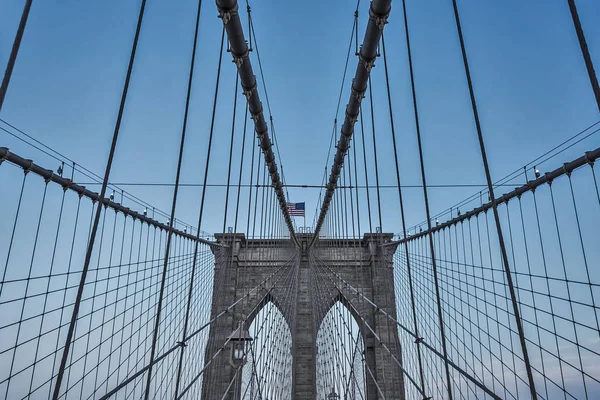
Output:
top-left (201, 233), bottom-right (405, 399)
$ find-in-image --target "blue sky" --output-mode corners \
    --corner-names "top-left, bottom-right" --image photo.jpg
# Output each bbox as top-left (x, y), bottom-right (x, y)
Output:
top-left (1, 2), bottom-right (600, 398)
top-left (1, 0), bottom-right (599, 235)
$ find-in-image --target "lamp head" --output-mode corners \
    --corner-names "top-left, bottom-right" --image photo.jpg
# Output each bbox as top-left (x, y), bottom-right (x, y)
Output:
top-left (227, 326), bottom-right (253, 367)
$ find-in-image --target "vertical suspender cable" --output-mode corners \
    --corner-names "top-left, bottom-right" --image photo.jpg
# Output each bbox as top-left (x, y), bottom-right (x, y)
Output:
top-left (310, 0), bottom-right (391, 246)
top-left (146, 14), bottom-right (219, 400)
top-left (0, 0), bottom-right (32, 112)
top-left (171, 0), bottom-right (208, 395)
top-left (215, 0), bottom-right (297, 243)
top-left (381, 21), bottom-right (426, 395)
top-left (367, 78), bottom-right (383, 231)
top-left (390, 0), bottom-right (457, 391)
top-left (177, 26), bottom-right (227, 397)
top-left (52, 2), bottom-right (148, 398)
top-left (359, 108), bottom-right (373, 233)
top-left (222, 72), bottom-right (240, 233)
top-left (234, 103), bottom-right (249, 232)
top-left (450, 0), bottom-right (537, 397)
top-left (388, 12), bottom-right (455, 394)
top-left (246, 130), bottom-right (257, 234)
top-left (567, 0), bottom-right (600, 113)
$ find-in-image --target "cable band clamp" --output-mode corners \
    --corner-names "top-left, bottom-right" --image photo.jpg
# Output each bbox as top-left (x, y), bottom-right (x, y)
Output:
top-left (218, 4), bottom-right (238, 25)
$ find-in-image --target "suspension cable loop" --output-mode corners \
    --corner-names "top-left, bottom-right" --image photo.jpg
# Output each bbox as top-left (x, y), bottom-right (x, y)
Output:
top-left (450, 0), bottom-right (537, 397)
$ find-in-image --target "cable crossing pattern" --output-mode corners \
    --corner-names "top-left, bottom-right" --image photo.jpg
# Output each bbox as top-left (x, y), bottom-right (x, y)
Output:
top-left (1, 0), bottom-right (600, 399)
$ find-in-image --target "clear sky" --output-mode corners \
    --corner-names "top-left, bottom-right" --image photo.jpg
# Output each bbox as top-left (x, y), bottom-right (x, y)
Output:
top-left (1, 0), bottom-right (599, 236)
top-left (1, 2), bottom-right (600, 398)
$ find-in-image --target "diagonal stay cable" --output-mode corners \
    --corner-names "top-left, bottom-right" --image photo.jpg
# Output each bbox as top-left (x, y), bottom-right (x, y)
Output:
top-left (99, 251), bottom-right (297, 400)
top-left (310, 251), bottom-right (420, 398)
top-left (0, 119), bottom-right (210, 236)
top-left (405, 121), bottom-right (600, 234)
top-left (176, 253), bottom-right (298, 398)
top-left (311, 252), bottom-right (502, 400)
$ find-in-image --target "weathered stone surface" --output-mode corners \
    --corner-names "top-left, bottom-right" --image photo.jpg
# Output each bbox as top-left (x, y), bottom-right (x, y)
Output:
top-left (201, 233), bottom-right (405, 399)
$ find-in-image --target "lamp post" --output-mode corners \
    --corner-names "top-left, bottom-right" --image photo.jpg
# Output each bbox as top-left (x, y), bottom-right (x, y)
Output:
top-left (226, 325), bottom-right (252, 399)
top-left (327, 389), bottom-right (340, 400)
top-left (227, 325), bottom-right (253, 368)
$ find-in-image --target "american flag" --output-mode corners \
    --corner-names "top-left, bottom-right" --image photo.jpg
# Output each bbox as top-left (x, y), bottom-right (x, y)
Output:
top-left (286, 202), bottom-right (305, 216)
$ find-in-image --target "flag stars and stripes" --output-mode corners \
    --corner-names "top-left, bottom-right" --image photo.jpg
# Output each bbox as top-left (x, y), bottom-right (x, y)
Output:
top-left (287, 202), bottom-right (305, 216)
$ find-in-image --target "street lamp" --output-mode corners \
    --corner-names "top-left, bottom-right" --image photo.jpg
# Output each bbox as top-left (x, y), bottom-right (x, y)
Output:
top-left (327, 389), bottom-right (340, 400)
top-left (227, 325), bottom-right (253, 368)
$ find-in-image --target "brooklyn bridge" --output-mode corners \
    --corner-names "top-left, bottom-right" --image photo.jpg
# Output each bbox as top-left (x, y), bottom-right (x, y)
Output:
top-left (1, 0), bottom-right (599, 398)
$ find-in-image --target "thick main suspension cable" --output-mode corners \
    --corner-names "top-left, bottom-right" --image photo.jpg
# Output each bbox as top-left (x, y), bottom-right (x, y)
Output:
top-left (215, 0), bottom-right (297, 243)
top-left (310, 0), bottom-right (391, 246)
top-left (0, 148), bottom-right (217, 245)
